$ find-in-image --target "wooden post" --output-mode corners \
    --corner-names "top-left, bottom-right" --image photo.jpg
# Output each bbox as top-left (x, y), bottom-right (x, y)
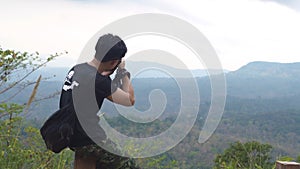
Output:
top-left (276, 161), bottom-right (300, 169)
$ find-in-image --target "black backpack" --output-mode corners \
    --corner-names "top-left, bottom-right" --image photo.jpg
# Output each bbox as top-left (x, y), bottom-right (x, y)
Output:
top-left (40, 104), bottom-right (76, 153)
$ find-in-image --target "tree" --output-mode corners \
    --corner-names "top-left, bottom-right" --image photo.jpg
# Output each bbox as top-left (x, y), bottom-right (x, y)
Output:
top-left (214, 141), bottom-right (273, 169)
top-left (0, 46), bottom-right (65, 103)
top-left (0, 47), bottom-right (73, 168)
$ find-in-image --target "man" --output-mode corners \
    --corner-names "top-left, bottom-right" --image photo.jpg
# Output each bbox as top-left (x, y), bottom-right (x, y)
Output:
top-left (59, 34), bottom-right (137, 169)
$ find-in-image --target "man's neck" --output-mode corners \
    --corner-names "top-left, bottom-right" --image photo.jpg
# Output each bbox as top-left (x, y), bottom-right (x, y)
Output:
top-left (88, 58), bottom-right (104, 73)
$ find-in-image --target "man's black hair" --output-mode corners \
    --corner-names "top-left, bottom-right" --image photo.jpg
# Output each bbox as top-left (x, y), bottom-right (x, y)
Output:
top-left (95, 33), bottom-right (127, 62)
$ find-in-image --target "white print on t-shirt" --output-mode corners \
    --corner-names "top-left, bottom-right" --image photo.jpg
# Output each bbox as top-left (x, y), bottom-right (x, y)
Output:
top-left (65, 70), bottom-right (74, 84)
top-left (63, 81), bottom-right (79, 91)
top-left (63, 70), bottom-right (79, 91)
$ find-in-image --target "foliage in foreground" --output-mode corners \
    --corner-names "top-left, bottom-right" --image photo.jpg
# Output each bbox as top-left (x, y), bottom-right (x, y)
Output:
top-left (214, 141), bottom-right (273, 169)
top-left (0, 102), bottom-right (74, 169)
top-left (0, 47), bottom-right (73, 169)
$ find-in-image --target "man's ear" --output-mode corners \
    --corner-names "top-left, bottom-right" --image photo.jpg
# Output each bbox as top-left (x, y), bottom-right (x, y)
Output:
top-left (110, 60), bottom-right (118, 65)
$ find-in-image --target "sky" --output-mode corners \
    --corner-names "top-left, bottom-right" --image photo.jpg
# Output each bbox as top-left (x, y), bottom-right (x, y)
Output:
top-left (0, 0), bottom-right (300, 71)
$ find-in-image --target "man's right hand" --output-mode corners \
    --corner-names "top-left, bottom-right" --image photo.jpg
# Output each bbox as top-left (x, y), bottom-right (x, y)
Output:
top-left (107, 60), bottom-right (135, 106)
top-left (118, 60), bottom-right (125, 69)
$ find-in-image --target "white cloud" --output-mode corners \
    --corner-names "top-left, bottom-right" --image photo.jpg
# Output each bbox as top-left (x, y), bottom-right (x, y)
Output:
top-left (0, 0), bottom-right (154, 66)
top-left (0, 0), bottom-right (299, 70)
top-left (166, 0), bottom-right (300, 70)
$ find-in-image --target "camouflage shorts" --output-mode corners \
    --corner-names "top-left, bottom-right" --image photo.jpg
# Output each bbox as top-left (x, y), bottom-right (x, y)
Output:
top-left (74, 142), bottom-right (140, 169)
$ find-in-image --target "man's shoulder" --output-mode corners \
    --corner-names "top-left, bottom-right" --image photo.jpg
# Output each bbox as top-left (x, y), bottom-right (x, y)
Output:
top-left (65, 63), bottom-right (85, 74)
top-left (73, 63), bottom-right (97, 75)
top-left (73, 63), bottom-right (88, 69)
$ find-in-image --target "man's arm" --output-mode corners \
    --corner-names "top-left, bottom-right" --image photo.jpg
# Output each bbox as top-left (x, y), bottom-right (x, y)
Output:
top-left (107, 61), bottom-right (135, 106)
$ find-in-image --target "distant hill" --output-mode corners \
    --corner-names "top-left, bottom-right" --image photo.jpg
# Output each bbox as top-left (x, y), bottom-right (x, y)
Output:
top-left (125, 61), bottom-right (217, 78)
top-left (229, 61), bottom-right (300, 78)
top-left (2, 61), bottom-right (300, 119)
top-left (27, 67), bottom-right (69, 82)
top-left (28, 61), bottom-right (216, 81)
top-left (226, 61), bottom-right (300, 99)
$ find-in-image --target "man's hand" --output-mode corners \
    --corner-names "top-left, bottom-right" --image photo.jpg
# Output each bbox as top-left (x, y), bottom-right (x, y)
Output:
top-left (118, 60), bottom-right (125, 69)
top-left (107, 59), bottom-right (135, 106)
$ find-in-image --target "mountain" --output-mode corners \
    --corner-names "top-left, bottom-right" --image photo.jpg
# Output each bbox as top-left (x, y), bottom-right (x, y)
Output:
top-left (226, 61), bottom-right (300, 99)
top-left (27, 61), bottom-right (215, 80)
top-left (229, 61), bottom-right (300, 78)
top-left (79, 61), bottom-right (300, 117)
top-left (2, 61), bottom-right (300, 119)
top-left (27, 67), bottom-right (69, 82)
top-left (125, 61), bottom-right (212, 78)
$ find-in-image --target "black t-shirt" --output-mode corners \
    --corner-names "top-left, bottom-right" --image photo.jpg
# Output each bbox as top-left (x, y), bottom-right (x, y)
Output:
top-left (60, 63), bottom-right (117, 108)
top-left (59, 63), bottom-right (117, 147)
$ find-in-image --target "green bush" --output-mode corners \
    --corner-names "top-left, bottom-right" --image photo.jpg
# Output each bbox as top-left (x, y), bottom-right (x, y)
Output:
top-left (0, 102), bottom-right (74, 169)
